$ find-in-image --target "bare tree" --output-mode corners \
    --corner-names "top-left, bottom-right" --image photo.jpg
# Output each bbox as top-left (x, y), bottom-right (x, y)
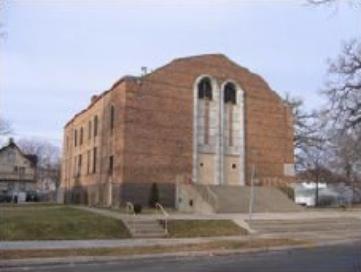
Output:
top-left (308, 0), bottom-right (361, 6)
top-left (17, 138), bottom-right (60, 167)
top-left (0, 118), bottom-right (12, 136)
top-left (329, 129), bottom-right (361, 202)
top-left (298, 138), bottom-right (333, 206)
top-left (17, 138), bottom-right (61, 188)
top-left (284, 94), bottom-right (323, 171)
top-left (322, 40), bottom-right (361, 132)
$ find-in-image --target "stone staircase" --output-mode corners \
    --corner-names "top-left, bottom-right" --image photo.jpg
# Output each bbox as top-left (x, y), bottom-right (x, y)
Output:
top-left (124, 218), bottom-right (167, 238)
top-left (194, 185), bottom-right (303, 213)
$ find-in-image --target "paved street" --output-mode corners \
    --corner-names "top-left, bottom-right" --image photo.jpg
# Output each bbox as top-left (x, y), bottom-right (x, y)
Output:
top-left (3, 243), bottom-right (361, 272)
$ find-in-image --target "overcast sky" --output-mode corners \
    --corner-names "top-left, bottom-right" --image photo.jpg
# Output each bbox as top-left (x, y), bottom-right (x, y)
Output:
top-left (0, 0), bottom-right (360, 146)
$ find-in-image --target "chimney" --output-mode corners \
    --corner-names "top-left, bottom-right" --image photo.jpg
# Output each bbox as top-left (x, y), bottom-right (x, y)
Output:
top-left (141, 66), bottom-right (148, 76)
top-left (91, 95), bottom-right (98, 103)
top-left (8, 137), bottom-right (14, 144)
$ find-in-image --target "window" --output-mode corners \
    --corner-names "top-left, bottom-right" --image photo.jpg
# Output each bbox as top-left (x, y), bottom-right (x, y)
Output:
top-left (94, 116), bottom-right (98, 137)
top-left (74, 129), bottom-right (78, 147)
top-left (80, 127), bottom-right (84, 145)
top-left (92, 147), bottom-right (97, 173)
top-left (78, 154), bottom-right (82, 177)
top-left (232, 163), bottom-right (237, 169)
top-left (7, 150), bottom-right (15, 163)
top-left (87, 150), bottom-right (91, 174)
top-left (198, 77), bottom-right (213, 145)
top-left (13, 166), bottom-right (18, 173)
top-left (19, 167), bottom-right (25, 176)
top-left (109, 156), bottom-right (114, 175)
top-left (224, 83), bottom-right (237, 104)
top-left (88, 121), bottom-right (92, 140)
top-left (110, 106), bottom-right (115, 132)
top-left (198, 78), bottom-right (212, 100)
top-left (73, 157), bottom-right (77, 177)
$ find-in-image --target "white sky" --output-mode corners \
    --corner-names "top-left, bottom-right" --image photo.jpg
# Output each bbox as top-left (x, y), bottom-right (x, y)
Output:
top-left (0, 0), bottom-right (360, 146)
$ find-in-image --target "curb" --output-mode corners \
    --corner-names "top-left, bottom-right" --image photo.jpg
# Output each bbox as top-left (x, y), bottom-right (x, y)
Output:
top-left (1, 238), bottom-right (360, 269)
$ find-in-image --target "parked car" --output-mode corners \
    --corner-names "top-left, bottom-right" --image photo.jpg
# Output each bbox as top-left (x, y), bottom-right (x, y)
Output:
top-left (0, 193), bottom-right (11, 203)
top-left (26, 191), bottom-right (39, 202)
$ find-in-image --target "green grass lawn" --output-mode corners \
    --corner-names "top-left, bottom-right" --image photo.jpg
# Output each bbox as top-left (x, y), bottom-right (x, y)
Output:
top-left (0, 238), bottom-right (306, 260)
top-left (166, 220), bottom-right (248, 238)
top-left (0, 206), bottom-right (130, 241)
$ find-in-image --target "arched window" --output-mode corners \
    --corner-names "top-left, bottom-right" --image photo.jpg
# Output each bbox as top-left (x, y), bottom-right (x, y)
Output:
top-left (110, 105), bottom-right (115, 131)
top-left (94, 115), bottom-right (98, 137)
top-left (198, 78), bottom-right (212, 100)
top-left (224, 83), bottom-right (236, 104)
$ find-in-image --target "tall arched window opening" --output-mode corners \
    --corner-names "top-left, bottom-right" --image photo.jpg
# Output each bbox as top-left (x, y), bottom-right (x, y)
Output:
top-left (197, 78), bottom-right (213, 145)
top-left (224, 83), bottom-right (237, 147)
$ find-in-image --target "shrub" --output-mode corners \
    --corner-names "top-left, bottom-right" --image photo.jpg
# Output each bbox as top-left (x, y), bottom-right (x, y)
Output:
top-left (278, 186), bottom-right (295, 200)
top-left (133, 203), bottom-right (142, 214)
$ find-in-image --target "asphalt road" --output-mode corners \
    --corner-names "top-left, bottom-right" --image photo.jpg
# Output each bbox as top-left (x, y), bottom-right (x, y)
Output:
top-left (3, 243), bottom-right (361, 272)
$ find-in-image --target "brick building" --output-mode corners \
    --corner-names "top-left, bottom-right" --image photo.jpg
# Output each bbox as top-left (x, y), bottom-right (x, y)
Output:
top-left (60, 54), bottom-right (295, 208)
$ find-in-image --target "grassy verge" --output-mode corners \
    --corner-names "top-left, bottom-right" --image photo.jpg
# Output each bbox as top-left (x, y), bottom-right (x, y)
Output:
top-left (166, 220), bottom-right (248, 238)
top-left (0, 238), bottom-right (307, 260)
top-left (0, 206), bottom-right (130, 240)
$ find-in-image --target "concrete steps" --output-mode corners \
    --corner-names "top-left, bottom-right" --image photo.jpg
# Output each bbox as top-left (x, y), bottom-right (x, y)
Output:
top-left (194, 185), bottom-right (303, 213)
top-left (124, 218), bottom-right (167, 238)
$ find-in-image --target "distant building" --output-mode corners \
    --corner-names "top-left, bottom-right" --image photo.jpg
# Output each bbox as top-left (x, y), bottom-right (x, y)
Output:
top-left (60, 54), bottom-right (295, 208)
top-left (0, 138), bottom-right (38, 200)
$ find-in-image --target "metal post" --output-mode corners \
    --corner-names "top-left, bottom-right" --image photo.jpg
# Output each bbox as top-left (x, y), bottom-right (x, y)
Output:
top-left (248, 163), bottom-right (256, 223)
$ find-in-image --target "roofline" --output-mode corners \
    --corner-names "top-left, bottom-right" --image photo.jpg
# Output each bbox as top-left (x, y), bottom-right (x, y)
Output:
top-left (0, 141), bottom-right (38, 166)
top-left (64, 76), bottom-right (138, 128)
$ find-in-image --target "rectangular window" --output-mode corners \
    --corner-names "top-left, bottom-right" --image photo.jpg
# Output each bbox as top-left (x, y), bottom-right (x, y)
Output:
top-left (109, 155), bottom-right (114, 175)
top-left (19, 167), bottom-right (25, 176)
top-left (78, 154), bottom-right (82, 177)
top-left (74, 129), bottom-right (78, 147)
top-left (110, 106), bottom-right (115, 132)
top-left (92, 147), bottom-right (97, 173)
top-left (72, 157), bottom-right (76, 178)
top-left (94, 116), bottom-right (98, 137)
top-left (80, 127), bottom-right (83, 145)
top-left (87, 150), bottom-right (91, 174)
top-left (88, 121), bottom-right (92, 140)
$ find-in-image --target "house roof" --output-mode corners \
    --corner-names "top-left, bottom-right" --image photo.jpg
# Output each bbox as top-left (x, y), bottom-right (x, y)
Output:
top-left (0, 139), bottom-right (38, 167)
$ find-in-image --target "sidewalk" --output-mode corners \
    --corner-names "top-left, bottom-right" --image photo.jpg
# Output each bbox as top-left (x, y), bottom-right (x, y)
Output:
top-left (74, 205), bottom-right (361, 221)
top-left (0, 236), bottom-right (251, 250)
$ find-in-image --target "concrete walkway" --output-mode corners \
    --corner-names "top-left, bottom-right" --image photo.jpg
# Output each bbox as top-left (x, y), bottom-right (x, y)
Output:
top-left (74, 205), bottom-right (361, 221)
top-left (0, 236), bottom-right (252, 250)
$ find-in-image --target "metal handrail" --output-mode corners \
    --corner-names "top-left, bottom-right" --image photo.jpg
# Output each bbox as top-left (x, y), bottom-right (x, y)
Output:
top-left (125, 201), bottom-right (135, 232)
top-left (155, 202), bottom-right (169, 235)
top-left (205, 186), bottom-right (218, 209)
top-left (125, 201), bottom-right (135, 216)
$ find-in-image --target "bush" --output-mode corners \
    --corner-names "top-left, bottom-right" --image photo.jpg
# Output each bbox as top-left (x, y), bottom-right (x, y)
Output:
top-left (278, 186), bottom-right (295, 200)
top-left (148, 183), bottom-right (159, 208)
top-left (133, 203), bottom-right (142, 214)
top-left (318, 195), bottom-right (336, 207)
